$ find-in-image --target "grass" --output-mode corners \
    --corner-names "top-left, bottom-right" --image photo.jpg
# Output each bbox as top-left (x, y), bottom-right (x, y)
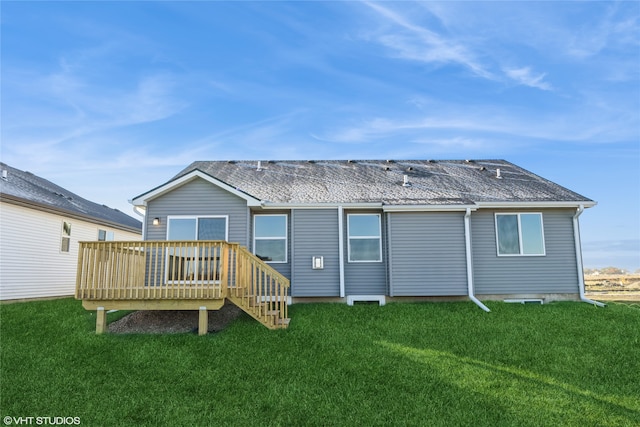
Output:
top-left (1, 299), bottom-right (639, 426)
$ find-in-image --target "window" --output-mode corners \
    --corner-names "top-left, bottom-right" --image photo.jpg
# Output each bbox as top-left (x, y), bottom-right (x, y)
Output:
top-left (61, 221), bottom-right (71, 252)
top-left (348, 214), bottom-right (382, 262)
top-left (495, 213), bottom-right (545, 256)
top-left (165, 216), bottom-right (228, 282)
top-left (98, 230), bottom-right (115, 241)
top-left (167, 216), bottom-right (227, 241)
top-left (253, 215), bottom-right (287, 263)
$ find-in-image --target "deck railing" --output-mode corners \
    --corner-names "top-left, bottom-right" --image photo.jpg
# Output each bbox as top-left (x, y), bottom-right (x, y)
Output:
top-left (75, 241), bottom-right (290, 318)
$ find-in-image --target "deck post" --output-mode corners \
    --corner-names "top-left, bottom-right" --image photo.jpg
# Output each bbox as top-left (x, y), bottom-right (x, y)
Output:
top-left (199, 306), bottom-right (208, 335)
top-left (96, 307), bottom-right (107, 334)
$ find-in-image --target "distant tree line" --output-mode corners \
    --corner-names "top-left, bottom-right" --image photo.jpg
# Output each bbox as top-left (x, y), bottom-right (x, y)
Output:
top-left (584, 267), bottom-right (640, 275)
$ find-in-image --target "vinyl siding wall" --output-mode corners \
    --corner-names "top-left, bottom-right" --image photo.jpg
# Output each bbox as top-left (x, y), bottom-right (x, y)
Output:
top-left (291, 209), bottom-right (340, 296)
top-left (0, 202), bottom-right (141, 300)
top-left (344, 210), bottom-right (387, 295)
top-left (388, 212), bottom-right (468, 296)
top-left (145, 178), bottom-right (249, 245)
top-left (471, 209), bottom-right (580, 294)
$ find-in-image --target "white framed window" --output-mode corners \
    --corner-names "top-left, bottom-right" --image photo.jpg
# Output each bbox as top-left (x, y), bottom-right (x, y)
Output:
top-left (98, 230), bottom-right (115, 241)
top-left (253, 214), bottom-right (287, 263)
top-left (167, 216), bottom-right (228, 241)
top-left (61, 221), bottom-right (72, 252)
top-left (495, 213), bottom-right (545, 256)
top-left (348, 213), bottom-right (382, 262)
top-left (165, 216), bottom-right (228, 282)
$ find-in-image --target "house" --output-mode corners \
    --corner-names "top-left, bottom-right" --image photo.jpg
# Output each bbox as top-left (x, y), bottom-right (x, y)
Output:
top-left (73, 159), bottom-right (604, 334)
top-left (0, 162), bottom-right (142, 301)
top-left (128, 159), bottom-right (602, 310)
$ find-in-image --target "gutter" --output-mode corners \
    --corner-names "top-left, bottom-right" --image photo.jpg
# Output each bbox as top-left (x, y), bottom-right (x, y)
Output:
top-left (464, 208), bottom-right (491, 312)
top-left (262, 202), bottom-right (382, 209)
top-left (476, 201), bottom-right (597, 209)
top-left (573, 205), bottom-right (606, 307)
top-left (382, 204), bottom-right (477, 212)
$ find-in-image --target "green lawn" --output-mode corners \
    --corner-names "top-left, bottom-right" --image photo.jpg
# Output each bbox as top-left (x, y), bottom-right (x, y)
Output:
top-left (1, 299), bottom-right (639, 426)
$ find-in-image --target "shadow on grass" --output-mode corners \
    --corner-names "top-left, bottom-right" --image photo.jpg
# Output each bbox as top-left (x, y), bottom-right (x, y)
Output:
top-left (377, 340), bottom-right (640, 424)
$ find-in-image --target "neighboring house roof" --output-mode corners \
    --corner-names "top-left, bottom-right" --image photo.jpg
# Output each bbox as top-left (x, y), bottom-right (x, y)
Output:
top-left (132, 159), bottom-right (595, 209)
top-left (0, 162), bottom-right (142, 232)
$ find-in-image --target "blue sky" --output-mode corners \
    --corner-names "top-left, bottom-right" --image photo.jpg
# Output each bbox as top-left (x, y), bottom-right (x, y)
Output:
top-left (1, 1), bottom-right (639, 270)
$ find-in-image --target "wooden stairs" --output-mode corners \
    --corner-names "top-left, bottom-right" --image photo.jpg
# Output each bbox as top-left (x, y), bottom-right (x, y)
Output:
top-left (227, 244), bottom-right (291, 330)
top-left (228, 291), bottom-right (290, 330)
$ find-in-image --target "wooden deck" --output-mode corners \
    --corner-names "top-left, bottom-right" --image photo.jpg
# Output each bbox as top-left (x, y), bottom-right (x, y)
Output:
top-left (75, 240), bottom-right (290, 333)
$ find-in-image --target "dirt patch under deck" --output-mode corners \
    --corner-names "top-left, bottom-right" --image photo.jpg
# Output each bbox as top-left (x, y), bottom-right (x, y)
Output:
top-left (108, 301), bottom-right (243, 334)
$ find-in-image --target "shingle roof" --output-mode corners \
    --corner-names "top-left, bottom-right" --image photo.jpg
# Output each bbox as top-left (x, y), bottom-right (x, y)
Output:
top-left (0, 162), bottom-right (142, 231)
top-left (170, 159), bottom-right (593, 205)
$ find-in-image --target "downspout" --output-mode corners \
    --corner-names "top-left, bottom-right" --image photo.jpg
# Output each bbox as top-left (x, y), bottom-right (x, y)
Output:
top-left (464, 208), bottom-right (490, 312)
top-left (131, 204), bottom-right (146, 240)
top-left (338, 206), bottom-right (345, 298)
top-left (573, 205), bottom-right (606, 307)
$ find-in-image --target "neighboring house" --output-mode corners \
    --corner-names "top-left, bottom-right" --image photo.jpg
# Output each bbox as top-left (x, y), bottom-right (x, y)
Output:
top-left (129, 159), bottom-right (600, 309)
top-left (0, 162), bottom-right (142, 301)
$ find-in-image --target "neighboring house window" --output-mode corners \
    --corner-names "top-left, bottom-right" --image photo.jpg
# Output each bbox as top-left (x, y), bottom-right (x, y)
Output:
top-left (165, 216), bottom-right (228, 282)
top-left (253, 215), bottom-right (287, 263)
top-left (495, 213), bottom-right (545, 256)
top-left (61, 221), bottom-right (71, 252)
top-left (348, 214), bottom-right (382, 262)
top-left (98, 230), bottom-right (115, 241)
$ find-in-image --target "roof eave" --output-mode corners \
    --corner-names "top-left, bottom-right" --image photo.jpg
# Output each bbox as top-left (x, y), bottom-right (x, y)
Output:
top-left (0, 194), bottom-right (142, 234)
top-left (131, 169), bottom-right (262, 207)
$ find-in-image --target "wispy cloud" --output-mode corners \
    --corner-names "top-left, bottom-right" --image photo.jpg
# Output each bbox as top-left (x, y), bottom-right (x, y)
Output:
top-left (43, 68), bottom-right (186, 132)
top-left (359, 1), bottom-right (565, 93)
top-left (503, 67), bottom-right (552, 91)
top-left (566, 3), bottom-right (640, 59)
top-left (1, 8), bottom-right (191, 142)
top-left (361, 1), bottom-right (493, 79)
top-left (313, 98), bottom-right (637, 148)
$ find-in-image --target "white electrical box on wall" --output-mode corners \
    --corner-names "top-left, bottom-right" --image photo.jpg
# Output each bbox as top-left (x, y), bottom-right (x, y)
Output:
top-left (312, 256), bottom-right (324, 270)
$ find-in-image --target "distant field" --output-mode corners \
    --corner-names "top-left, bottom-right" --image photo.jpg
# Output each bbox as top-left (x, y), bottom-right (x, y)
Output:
top-left (585, 274), bottom-right (640, 301)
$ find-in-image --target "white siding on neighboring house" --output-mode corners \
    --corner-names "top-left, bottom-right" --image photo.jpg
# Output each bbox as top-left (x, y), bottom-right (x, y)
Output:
top-left (0, 202), bottom-right (141, 300)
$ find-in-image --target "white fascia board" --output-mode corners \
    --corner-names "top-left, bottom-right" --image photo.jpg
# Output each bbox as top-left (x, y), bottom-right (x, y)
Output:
top-left (476, 201), bottom-right (597, 209)
top-left (383, 204), bottom-right (478, 212)
top-left (130, 170), bottom-right (261, 207)
top-left (261, 202), bottom-right (382, 209)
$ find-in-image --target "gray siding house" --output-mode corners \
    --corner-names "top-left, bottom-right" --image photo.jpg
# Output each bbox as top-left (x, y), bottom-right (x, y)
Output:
top-left (131, 159), bottom-right (601, 310)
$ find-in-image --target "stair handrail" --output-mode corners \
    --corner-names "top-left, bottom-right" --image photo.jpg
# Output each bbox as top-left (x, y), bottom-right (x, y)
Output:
top-left (227, 244), bottom-right (290, 328)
